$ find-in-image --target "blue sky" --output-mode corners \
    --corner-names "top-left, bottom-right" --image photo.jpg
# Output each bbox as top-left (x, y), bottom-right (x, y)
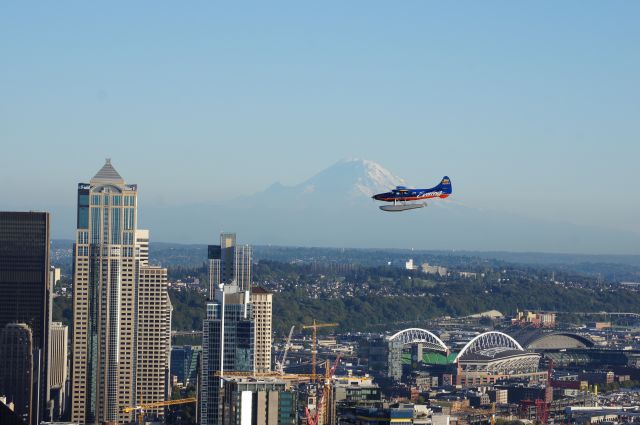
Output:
top-left (1, 1), bottom-right (639, 240)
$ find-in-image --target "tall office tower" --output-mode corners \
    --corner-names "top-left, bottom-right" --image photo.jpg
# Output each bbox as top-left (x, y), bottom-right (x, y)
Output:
top-left (0, 324), bottom-right (35, 425)
top-left (201, 283), bottom-right (254, 425)
top-left (208, 245), bottom-right (222, 296)
top-left (234, 244), bottom-right (252, 292)
top-left (70, 160), bottom-right (170, 424)
top-left (251, 287), bottom-right (273, 373)
top-left (220, 233), bottom-right (236, 284)
top-left (48, 322), bottom-right (68, 421)
top-left (136, 266), bottom-right (171, 419)
top-left (207, 233), bottom-right (252, 296)
top-left (0, 211), bottom-right (51, 425)
top-left (135, 228), bottom-right (173, 408)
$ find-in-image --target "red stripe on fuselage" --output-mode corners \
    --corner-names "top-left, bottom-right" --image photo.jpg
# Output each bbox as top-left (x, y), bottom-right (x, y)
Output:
top-left (380, 194), bottom-right (449, 202)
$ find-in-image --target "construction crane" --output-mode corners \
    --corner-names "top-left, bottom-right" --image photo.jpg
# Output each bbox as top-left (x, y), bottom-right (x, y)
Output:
top-left (302, 321), bottom-right (338, 378)
top-left (123, 397), bottom-right (197, 413)
top-left (305, 354), bottom-right (341, 425)
top-left (276, 325), bottom-right (295, 375)
top-left (214, 370), bottom-right (324, 380)
top-left (122, 397), bottom-right (197, 424)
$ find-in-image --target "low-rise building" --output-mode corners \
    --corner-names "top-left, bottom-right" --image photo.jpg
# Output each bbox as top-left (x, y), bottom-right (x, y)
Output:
top-left (221, 377), bottom-right (297, 425)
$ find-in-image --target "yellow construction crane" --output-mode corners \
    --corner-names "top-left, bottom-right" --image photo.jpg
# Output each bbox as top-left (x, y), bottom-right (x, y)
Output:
top-left (302, 321), bottom-right (338, 378)
top-left (122, 397), bottom-right (197, 423)
top-left (214, 370), bottom-right (324, 380)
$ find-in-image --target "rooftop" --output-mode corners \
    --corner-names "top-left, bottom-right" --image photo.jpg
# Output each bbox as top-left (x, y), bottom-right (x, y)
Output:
top-left (251, 286), bottom-right (272, 295)
top-left (90, 158), bottom-right (124, 184)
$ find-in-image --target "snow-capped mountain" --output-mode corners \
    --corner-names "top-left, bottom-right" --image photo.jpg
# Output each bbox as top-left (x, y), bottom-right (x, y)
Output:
top-left (254, 158), bottom-right (406, 203)
top-left (302, 158), bottom-right (406, 198)
top-left (140, 159), bottom-right (640, 254)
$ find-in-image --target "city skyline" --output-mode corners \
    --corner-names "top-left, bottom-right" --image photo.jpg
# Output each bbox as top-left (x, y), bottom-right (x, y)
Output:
top-left (3, 3), bottom-right (640, 424)
top-left (1, 1), bottom-right (639, 248)
top-left (4, 164), bottom-right (640, 425)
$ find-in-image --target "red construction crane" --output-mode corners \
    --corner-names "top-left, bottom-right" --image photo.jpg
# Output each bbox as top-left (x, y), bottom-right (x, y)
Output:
top-left (305, 354), bottom-right (341, 425)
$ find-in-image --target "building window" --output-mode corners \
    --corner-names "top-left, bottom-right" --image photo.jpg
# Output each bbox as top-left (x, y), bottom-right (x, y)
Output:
top-left (78, 206), bottom-right (89, 229)
top-left (111, 208), bottom-right (122, 244)
top-left (124, 208), bottom-right (134, 230)
top-left (91, 207), bottom-right (101, 243)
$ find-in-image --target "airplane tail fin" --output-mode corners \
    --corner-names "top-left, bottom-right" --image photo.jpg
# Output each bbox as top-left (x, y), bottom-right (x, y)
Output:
top-left (438, 176), bottom-right (452, 194)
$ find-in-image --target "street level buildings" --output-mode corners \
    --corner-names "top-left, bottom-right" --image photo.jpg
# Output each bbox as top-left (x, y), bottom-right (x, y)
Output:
top-left (220, 377), bottom-right (297, 425)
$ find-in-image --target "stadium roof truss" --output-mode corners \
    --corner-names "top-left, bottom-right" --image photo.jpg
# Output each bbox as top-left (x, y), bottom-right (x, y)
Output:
top-left (459, 353), bottom-right (540, 375)
top-left (388, 328), bottom-right (449, 353)
top-left (455, 331), bottom-right (524, 362)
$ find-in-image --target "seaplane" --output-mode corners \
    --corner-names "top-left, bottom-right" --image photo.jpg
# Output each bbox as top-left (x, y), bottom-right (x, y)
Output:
top-left (372, 176), bottom-right (452, 212)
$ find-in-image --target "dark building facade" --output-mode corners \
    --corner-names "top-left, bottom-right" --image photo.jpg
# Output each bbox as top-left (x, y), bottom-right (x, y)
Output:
top-left (0, 324), bottom-right (34, 425)
top-left (171, 345), bottom-right (201, 386)
top-left (0, 211), bottom-right (51, 425)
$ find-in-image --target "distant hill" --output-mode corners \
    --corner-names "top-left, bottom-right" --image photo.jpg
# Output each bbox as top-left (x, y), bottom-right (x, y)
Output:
top-left (50, 239), bottom-right (640, 283)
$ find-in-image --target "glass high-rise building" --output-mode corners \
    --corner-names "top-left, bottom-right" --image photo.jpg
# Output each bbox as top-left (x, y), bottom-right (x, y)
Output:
top-left (170, 345), bottom-right (201, 386)
top-left (201, 283), bottom-right (254, 425)
top-left (0, 211), bottom-right (51, 425)
top-left (208, 233), bottom-right (252, 296)
top-left (70, 160), bottom-right (171, 424)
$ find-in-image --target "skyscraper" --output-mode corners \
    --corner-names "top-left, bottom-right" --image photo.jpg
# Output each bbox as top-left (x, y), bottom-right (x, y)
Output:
top-left (208, 233), bottom-right (252, 295)
top-left (201, 283), bottom-right (254, 425)
top-left (0, 323), bottom-right (35, 425)
top-left (136, 266), bottom-right (172, 419)
top-left (251, 287), bottom-right (273, 373)
top-left (70, 160), bottom-right (171, 424)
top-left (220, 232), bottom-right (236, 285)
top-left (0, 211), bottom-right (51, 425)
top-left (234, 244), bottom-right (252, 292)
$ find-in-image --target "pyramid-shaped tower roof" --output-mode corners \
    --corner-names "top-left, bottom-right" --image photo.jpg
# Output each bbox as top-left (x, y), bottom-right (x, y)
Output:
top-left (90, 159), bottom-right (125, 184)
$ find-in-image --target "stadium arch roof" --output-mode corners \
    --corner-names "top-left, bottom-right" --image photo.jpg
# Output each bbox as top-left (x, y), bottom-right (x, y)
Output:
top-left (388, 328), bottom-right (449, 353)
top-left (455, 331), bottom-right (524, 362)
